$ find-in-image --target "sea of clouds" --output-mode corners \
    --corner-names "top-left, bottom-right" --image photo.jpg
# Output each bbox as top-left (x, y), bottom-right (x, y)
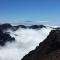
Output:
top-left (0, 27), bottom-right (52, 60)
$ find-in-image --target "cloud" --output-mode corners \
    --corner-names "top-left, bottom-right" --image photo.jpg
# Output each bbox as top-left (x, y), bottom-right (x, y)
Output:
top-left (0, 27), bottom-right (52, 60)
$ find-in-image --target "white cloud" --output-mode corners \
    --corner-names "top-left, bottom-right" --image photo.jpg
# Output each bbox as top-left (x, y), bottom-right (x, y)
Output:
top-left (0, 27), bottom-right (52, 60)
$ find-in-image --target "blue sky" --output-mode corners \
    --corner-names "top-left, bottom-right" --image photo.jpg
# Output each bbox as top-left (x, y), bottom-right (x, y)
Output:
top-left (0, 0), bottom-right (60, 25)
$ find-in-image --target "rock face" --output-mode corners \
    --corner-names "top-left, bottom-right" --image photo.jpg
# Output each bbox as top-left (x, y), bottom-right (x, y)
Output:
top-left (22, 30), bottom-right (60, 60)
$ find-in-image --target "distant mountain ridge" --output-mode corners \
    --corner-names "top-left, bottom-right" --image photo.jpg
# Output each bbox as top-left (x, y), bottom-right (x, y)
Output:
top-left (0, 23), bottom-right (58, 30)
top-left (0, 23), bottom-right (46, 30)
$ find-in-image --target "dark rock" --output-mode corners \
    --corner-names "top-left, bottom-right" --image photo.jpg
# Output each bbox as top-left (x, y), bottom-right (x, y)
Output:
top-left (0, 30), bottom-right (15, 46)
top-left (55, 27), bottom-right (60, 30)
top-left (22, 30), bottom-right (60, 60)
top-left (0, 23), bottom-right (12, 30)
top-left (14, 25), bottom-right (27, 30)
top-left (29, 25), bottom-right (46, 29)
top-left (18, 25), bottom-right (27, 28)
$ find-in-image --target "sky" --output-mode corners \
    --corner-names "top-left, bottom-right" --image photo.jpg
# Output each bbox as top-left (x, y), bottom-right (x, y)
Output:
top-left (0, 0), bottom-right (60, 25)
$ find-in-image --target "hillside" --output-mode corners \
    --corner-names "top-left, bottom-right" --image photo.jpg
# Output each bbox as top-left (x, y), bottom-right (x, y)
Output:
top-left (22, 30), bottom-right (60, 60)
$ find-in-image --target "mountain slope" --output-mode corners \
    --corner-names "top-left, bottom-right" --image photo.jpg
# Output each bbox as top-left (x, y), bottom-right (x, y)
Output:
top-left (22, 30), bottom-right (60, 60)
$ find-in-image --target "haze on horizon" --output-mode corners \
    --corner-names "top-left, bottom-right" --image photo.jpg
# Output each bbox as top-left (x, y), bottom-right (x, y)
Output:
top-left (0, 0), bottom-right (60, 25)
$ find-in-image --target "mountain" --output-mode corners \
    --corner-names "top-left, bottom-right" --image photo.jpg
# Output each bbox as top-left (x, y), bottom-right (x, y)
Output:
top-left (0, 23), bottom-right (12, 31)
top-left (0, 23), bottom-right (47, 30)
top-left (22, 30), bottom-right (60, 60)
top-left (29, 25), bottom-right (46, 29)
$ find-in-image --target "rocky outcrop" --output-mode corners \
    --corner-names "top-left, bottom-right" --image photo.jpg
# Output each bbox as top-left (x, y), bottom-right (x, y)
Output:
top-left (0, 30), bottom-right (15, 46)
top-left (0, 23), bottom-right (12, 31)
top-left (22, 30), bottom-right (60, 60)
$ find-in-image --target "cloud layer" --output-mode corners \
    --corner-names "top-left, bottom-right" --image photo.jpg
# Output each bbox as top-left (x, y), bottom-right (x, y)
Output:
top-left (0, 27), bottom-right (52, 60)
